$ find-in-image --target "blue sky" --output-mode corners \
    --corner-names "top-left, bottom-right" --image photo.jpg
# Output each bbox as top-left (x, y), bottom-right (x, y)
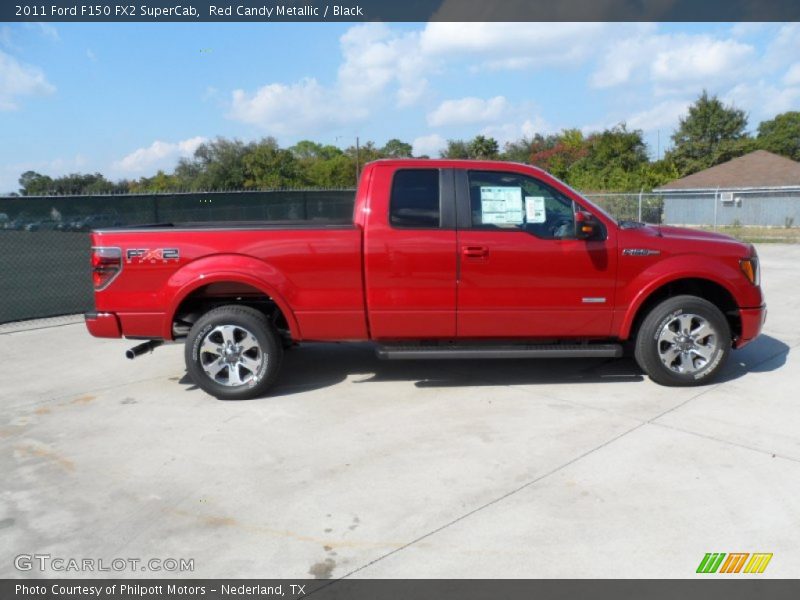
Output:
top-left (1, 22), bottom-right (799, 193)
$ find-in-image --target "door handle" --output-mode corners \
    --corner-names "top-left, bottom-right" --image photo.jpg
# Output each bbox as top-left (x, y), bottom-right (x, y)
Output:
top-left (462, 245), bottom-right (489, 259)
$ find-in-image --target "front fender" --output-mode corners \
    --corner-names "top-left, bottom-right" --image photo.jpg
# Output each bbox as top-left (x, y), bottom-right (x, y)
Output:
top-left (617, 255), bottom-right (742, 339)
top-left (161, 254), bottom-right (301, 340)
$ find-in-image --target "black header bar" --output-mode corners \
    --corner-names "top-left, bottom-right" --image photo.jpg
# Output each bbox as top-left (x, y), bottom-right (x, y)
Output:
top-left (3, 0), bottom-right (800, 22)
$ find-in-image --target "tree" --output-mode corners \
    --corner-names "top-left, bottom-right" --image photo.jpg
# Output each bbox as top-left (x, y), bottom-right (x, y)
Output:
top-left (468, 135), bottom-right (499, 159)
top-left (667, 90), bottom-right (749, 176)
top-left (757, 111), bottom-right (800, 161)
top-left (243, 138), bottom-right (302, 189)
top-left (129, 170), bottom-right (179, 193)
top-left (175, 137), bottom-right (252, 190)
top-left (440, 139), bottom-right (470, 159)
top-left (381, 138), bottom-right (413, 158)
top-left (568, 124), bottom-right (650, 191)
top-left (439, 136), bottom-right (500, 159)
top-left (19, 171), bottom-right (54, 195)
top-left (290, 140), bottom-right (342, 161)
top-left (502, 137), bottom-right (537, 163)
top-left (304, 153), bottom-right (356, 187)
top-left (18, 171), bottom-right (125, 195)
top-left (529, 129), bottom-right (587, 181)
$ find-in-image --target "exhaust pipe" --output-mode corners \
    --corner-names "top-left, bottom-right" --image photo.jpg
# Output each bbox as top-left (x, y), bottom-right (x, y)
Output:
top-left (126, 340), bottom-right (163, 360)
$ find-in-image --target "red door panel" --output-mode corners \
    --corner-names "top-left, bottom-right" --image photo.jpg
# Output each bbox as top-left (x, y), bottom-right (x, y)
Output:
top-left (457, 231), bottom-right (616, 338)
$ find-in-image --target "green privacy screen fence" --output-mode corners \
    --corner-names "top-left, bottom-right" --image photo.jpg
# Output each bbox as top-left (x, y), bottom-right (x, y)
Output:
top-left (0, 190), bottom-right (356, 324)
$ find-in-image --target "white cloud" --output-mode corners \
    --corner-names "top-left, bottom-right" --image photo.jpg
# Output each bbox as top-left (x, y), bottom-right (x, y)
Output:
top-left (0, 26), bottom-right (14, 49)
top-left (225, 22), bottom-right (800, 144)
top-left (86, 49), bottom-right (97, 62)
top-left (724, 82), bottom-right (800, 121)
top-left (592, 32), bottom-right (754, 91)
top-left (228, 78), bottom-right (364, 136)
top-left (32, 23), bottom-right (59, 42)
top-left (427, 96), bottom-right (509, 127)
top-left (227, 23), bottom-right (423, 134)
top-left (412, 134), bottom-right (446, 157)
top-left (651, 37), bottom-right (753, 86)
top-left (0, 49), bottom-right (55, 110)
top-left (478, 117), bottom-right (554, 148)
top-left (783, 63), bottom-right (800, 86)
top-left (420, 22), bottom-right (611, 71)
top-left (113, 136), bottom-right (207, 174)
top-left (762, 23), bottom-right (800, 72)
top-left (338, 23), bottom-right (428, 108)
top-left (225, 22), bottom-right (621, 136)
top-left (626, 99), bottom-right (691, 132)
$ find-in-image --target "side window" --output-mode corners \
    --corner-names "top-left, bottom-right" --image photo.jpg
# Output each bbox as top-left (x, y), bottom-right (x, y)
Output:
top-left (390, 169), bottom-right (440, 229)
top-left (467, 170), bottom-right (575, 239)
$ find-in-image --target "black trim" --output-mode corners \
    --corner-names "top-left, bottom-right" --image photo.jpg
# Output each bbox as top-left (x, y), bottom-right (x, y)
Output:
top-left (454, 169), bottom-right (472, 230)
top-left (439, 169), bottom-right (456, 230)
top-left (95, 222), bottom-right (355, 234)
top-left (377, 343), bottom-right (623, 360)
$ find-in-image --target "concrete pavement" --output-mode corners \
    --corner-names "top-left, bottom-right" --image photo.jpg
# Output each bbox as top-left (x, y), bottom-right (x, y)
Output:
top-left (1, 244), bottom-right (797, 579)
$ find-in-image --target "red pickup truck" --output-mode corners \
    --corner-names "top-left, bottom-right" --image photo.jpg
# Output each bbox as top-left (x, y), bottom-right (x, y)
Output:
top-left (86, 159), bottom-right (765, 399)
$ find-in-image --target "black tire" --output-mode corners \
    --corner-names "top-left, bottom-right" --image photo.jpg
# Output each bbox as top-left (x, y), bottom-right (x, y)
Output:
top-left (185, 305), bottom-right (283, 400)
top-left (634, 295), bottom-right (731, 387)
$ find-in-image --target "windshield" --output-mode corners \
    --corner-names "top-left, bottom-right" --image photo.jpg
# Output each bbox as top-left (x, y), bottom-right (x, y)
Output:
top-left (544, 172), bottom-right (619, 226)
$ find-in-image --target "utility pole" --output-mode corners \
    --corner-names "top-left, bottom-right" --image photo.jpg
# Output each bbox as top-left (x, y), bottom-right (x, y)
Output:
top-left (657, 130), bottom-right (661, 161)
top-left (355, 136), bottom-right (360, 184)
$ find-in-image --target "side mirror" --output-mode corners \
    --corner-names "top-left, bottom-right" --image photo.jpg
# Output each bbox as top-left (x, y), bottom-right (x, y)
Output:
top-left (575, 211), bottom-right (600, 240)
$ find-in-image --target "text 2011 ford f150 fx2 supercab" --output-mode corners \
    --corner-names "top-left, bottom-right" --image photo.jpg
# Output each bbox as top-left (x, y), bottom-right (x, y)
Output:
top-left (86, 159), bottom-right (766, 399)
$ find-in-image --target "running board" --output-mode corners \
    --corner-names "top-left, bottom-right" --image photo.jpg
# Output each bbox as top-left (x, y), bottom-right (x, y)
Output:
top-left (376, 343), bottom-right (623, 360)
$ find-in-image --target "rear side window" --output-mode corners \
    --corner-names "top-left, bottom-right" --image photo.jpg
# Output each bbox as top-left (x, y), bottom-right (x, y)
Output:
top-left (390, 169), bottom-right (440, 228)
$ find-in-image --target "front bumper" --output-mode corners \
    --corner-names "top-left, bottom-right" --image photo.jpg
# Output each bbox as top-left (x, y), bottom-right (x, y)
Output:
top-left (85, 311), bottom-right (121, 338)
top-left (735, 304), bottom-right (767, 348)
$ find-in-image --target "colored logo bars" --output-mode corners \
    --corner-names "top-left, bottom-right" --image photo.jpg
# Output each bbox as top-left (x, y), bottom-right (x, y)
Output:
top-left (697, 553), bottom-right (773, 574)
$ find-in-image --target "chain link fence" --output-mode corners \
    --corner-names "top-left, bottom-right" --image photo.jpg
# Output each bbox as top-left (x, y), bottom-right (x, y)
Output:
top-left (2, 187), bottom-right (799, 324)
top-left (584, 188), bottom-right (800, 229)
top-left (583, 192), bottom-right (665, 224)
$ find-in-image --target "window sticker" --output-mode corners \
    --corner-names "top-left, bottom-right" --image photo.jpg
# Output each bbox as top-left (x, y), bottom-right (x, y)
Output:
top-left (525, 196), bottom-right (546, 223)
top-left (480, 186), bottom-right (523, 225)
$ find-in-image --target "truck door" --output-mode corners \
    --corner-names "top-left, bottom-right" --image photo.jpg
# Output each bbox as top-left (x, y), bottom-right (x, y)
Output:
top-left (364, 166), bottom-right (458, 339)
top-left (455, 168), bottom-right (617, 338)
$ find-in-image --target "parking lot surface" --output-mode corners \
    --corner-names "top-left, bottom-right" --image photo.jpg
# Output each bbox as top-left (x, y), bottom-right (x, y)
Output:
top-left (1, 244), bottom-right (798, 579)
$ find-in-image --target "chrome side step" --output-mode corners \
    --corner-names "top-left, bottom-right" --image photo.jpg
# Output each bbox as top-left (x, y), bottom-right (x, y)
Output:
top-left (376, 343), bottom-right (623, 360)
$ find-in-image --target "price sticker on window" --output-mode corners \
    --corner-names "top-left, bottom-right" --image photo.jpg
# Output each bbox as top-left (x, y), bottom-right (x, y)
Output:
top-left (525, 196), bottom-right (546, 223)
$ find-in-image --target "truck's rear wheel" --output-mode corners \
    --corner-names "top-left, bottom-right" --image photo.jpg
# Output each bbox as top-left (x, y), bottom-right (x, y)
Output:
top-left (185, 305), bottom-right (283, 400)
top-left (634, 295), bottom-right (730, 387)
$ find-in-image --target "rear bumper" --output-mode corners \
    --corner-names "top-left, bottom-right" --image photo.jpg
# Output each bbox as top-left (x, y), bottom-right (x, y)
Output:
top-left (84, 311), bottom-right (122, 338)
top-left (735, 304), bottom-right (766, 349)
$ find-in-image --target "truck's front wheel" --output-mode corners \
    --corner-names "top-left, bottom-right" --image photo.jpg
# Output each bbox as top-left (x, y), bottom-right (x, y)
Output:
top-left (185, 305), bottom-right (283, 400)
top-left (634, 295), bottom-right (731, 387)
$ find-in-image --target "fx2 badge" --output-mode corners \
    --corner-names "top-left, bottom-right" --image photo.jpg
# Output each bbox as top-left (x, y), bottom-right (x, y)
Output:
top-left (126, 248), bottom-right (180, 263)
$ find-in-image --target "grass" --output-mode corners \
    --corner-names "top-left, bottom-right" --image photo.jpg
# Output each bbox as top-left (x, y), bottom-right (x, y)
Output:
top-left (693, 226), bottom-right (800, 244)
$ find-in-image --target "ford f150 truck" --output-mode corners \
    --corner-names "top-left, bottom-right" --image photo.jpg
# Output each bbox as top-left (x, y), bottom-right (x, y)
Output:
top-left (86, 159), bottom-right (766, 399)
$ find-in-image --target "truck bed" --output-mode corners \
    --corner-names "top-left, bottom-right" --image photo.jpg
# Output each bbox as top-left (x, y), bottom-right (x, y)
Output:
top-left (91, 223), bottom-right (367, 341)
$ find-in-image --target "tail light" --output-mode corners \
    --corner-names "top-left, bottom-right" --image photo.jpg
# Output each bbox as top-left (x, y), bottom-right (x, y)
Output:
top-left (91, 247), bottom-right (122, 290)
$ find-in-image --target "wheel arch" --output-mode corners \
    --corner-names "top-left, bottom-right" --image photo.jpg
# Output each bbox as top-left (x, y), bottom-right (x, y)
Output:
top-left (162, 257), bottom-right (301, 341)
top-left (623, 276), bottom-right (740, 343)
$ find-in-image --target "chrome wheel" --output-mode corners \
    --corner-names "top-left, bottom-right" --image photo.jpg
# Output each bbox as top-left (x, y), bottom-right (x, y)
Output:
top-left (657, 313), bottom-right (718, 375)
top-left (199, 324), bottom-right (264, 387)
